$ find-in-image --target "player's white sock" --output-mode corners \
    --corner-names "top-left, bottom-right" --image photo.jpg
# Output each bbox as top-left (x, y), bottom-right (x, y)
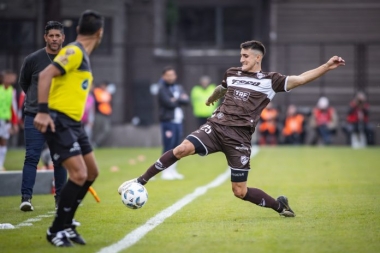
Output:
top-left (0, 146), bottom-right (7, 169)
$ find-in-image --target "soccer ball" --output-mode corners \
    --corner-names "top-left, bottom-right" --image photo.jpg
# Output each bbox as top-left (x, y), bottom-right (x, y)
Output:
top-left (121, 182), bottom-right (148, 209)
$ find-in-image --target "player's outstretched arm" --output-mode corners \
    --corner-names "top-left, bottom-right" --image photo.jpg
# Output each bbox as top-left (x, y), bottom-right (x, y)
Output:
top-left (286, 56), bottom-right (345, 91)
top-left (206, 85), bottom-right (227, 106)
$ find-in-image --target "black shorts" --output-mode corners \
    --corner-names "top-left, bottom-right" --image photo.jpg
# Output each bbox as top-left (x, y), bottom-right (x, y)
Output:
top-left (186, 121), bottom-right (252, 182)
top-left (44, 110), bottom-right (92, 164)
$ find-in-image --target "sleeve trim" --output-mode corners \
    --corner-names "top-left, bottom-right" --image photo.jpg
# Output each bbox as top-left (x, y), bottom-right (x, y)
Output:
top-left (52, 62), bottom-right (66, 75)
top-left (284, 76), bottom-right (290, 92)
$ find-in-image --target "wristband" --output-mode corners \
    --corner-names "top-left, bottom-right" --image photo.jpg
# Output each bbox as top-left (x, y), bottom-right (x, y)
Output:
top-left (38, 103), bottom-right (49, 113)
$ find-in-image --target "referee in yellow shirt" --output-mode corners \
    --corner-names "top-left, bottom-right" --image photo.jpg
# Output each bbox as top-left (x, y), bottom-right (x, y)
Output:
top-left (34, 10), bottom-right (104, 247)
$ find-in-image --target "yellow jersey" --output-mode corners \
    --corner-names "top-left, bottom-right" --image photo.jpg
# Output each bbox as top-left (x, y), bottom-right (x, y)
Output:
top-left (49, 42), bottom-right (93, 121)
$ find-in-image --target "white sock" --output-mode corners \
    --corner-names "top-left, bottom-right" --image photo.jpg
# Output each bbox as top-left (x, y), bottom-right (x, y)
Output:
top-left (0, 146), bottom-right (7, 169)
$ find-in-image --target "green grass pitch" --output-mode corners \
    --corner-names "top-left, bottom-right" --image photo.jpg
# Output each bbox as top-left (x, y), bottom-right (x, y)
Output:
top-left (0, 147), bottom-right (379, 253)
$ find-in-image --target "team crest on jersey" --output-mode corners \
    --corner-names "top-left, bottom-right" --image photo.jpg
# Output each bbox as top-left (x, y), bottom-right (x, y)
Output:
top-left (217, 112), bottom-right (224, 119)
top-left (81, 79), bottom-right (89, 90)
top-left (237, 71), bottom-right (242, 76)
top-left (240, 156), bottom-right (249, 165)
top-left (256, 72), bottom-right (265, 79)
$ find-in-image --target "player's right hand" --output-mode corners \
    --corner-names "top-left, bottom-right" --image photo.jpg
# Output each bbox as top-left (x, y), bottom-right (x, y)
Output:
top-left (205, 100), bottom-right (214, 106)
top-left (34, 113), bottom-right (55, 133)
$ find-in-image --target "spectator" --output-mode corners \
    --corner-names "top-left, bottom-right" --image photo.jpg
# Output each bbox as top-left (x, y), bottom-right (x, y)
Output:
top-left (190, 75), bottom-right (218, 126)
top-left (93, 81), bottom-right (113, 147)
top-left (310, 97), bottom-right (338, 145)
top-left (282, 104), bottom-right (305, 145)
top-left (0, 70), bottom-right (19, 171)
top-left (258, 102), bottom-right (279, 145)
top-left (158, 66), bottom-right (189, 180)
top-left (343, 92), bottom-right (375, 147)
top-left (18, 21), bottom-right (67, 211)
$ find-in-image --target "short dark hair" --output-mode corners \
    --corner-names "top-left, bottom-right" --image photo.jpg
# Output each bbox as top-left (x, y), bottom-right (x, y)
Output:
top-left (45, 21), bottom-right (64, 35)
top-left (240, 40), bottom-right (266, 56)
top-left (78, 10), bottom-right (104, 35)
top-left (162, 66), bottom-right (175, 75)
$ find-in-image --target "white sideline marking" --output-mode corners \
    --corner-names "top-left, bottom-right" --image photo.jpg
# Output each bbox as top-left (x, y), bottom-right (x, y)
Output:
top-left (98, 146), bottom-right (259, 253)
top-left (14, 213), bottom-right (55, 228)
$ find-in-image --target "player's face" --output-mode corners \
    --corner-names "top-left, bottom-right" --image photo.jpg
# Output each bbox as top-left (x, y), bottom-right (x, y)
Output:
top-left (240, 48), bottom-right (261, 72)
top-left (44, 29), bottom-right (65, 53)
top-left (162, 70), bottom-right (177, 84)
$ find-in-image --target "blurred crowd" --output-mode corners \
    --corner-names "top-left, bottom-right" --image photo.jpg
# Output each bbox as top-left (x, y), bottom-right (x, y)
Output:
top-left (256, 92), bottom-right (375, 147)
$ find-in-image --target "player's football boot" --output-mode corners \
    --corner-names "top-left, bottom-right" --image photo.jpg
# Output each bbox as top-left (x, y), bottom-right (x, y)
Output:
top-left (277, 195), bottom-right (296, 217)
top-left (64, 225), bottom-right (86, 245)
top-left (46, 229), bottom-right (73, 247)
top-left (117, 178), bottom-right (139, 195)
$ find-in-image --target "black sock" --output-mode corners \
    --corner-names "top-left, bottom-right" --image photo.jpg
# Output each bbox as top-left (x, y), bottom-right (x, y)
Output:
top-left (243, 187), bottom-right (282, 213)
top-left (50, 180), bottom-right (82, 233)
top-left (138, 150), bottom-right (179, 185)
top-left (64, 180), bottom-right (94, 227)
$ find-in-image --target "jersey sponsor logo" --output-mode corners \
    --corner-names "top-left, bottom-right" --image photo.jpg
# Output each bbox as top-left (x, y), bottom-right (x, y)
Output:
top-left (240, 155), bottom-right (249, 165)
top-left (227, 76), bottom-right (275, 100)
top-left (234, 90), bottom-right (250, 101)
top-left (65, 48), bottom-right (75, 56)
top-left (53, 153), bottom-right (60, 161)
top-left (231, 172), bottom-right (245, 177)
top-left (56, 55), bottom-right (68, 65)
top-left (81, 79), bottom-right (89, 90)
top-left (231, 79), bottom-right (260, 86)
top-left (235, 144), bottom-right (250, 151)
top-left (69, 142), bottom-right (81, 153)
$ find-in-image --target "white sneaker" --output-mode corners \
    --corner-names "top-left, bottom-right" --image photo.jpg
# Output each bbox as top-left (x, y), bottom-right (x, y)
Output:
top-left (171, 168), bottom-right (184, 180)
top-left (160, 168), bottom-right (177, 180)
top-left (117, 178), bottom-right (138, 195)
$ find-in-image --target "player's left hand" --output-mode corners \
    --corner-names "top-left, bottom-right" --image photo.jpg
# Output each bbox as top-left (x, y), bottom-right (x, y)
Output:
top-left (34, 113), bottom-right (55, 133)
top-left (326, 56), bottom-right (345, 70)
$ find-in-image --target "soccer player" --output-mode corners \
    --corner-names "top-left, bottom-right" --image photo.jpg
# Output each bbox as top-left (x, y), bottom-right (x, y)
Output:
top-left (33, 10), bottom-right (104, 247)
top-left (118, 40), bottom-right (345, 217)
top-left (18, 21), bottom-right (67, 212)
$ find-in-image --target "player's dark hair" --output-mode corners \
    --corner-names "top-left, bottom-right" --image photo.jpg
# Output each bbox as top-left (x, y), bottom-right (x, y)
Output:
top-left (78, 10), bottom-right (104, 35)
top-left (240, 40), bottom-right (266, 56)
top-left (44, 21), bottom-right (64, 34)
top-left (162, 66), bottom-right (175, 75)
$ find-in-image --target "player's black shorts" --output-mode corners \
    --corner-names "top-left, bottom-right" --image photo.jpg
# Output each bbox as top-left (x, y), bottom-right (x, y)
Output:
top-left (186, 121), bottom-right (252, 182)
top-left (44, 110), bottom-right (92, 164)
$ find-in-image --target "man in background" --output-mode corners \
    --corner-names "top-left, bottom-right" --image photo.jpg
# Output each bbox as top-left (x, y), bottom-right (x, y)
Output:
top-left (190, 75), bottom-right (218, 126)
top-left (158, 67), bottom-right (189, 180)
top-left (18, 21), bottom-right (67, 211)
top-left (343, 92), bottom-right (375, 146)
